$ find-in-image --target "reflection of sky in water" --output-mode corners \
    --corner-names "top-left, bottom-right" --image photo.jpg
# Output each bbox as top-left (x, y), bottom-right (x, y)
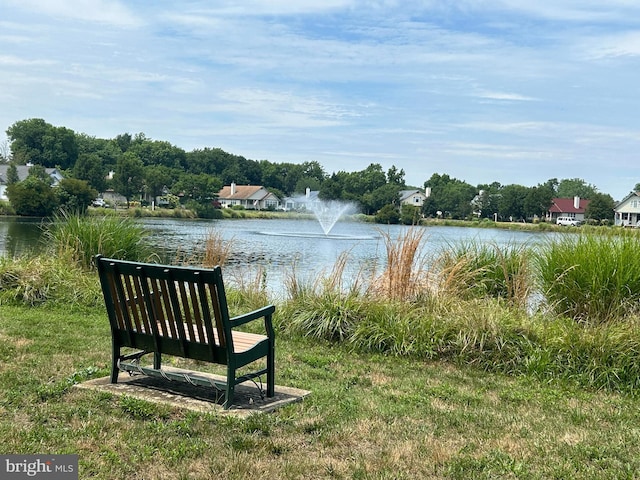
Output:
top-left (139, 218), bottom-right (554, 299)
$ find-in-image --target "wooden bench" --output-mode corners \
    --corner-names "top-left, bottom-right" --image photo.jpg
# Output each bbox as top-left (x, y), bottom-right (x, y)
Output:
top-left (95, 255), bottom-right (275, 409)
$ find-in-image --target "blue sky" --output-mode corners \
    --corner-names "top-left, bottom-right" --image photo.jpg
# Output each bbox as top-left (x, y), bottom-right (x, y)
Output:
top-left (1, 1), bottom-right (639, 200)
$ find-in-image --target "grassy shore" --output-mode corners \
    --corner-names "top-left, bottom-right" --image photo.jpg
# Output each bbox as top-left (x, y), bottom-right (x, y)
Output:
top-left (3, 215), bottom-right (640, 478)
top-left (2, 302), bottom-right (640, 479)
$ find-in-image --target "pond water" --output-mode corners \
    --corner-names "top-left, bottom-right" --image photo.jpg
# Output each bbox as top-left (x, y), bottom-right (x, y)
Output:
top-left (139, 217), bottom-right (551, 298)
top-left (0, 216), bottom-right (553, 299)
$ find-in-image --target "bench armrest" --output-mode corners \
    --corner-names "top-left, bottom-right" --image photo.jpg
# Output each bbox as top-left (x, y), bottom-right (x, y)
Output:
top-left (230, 304), bottom-right (276, 335)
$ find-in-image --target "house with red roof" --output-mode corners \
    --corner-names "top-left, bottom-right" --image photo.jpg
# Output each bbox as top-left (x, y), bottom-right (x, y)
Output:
top-left (216, 183), bottom-right (281, 210)
top-left (548, 197), bottom-right (590, 223)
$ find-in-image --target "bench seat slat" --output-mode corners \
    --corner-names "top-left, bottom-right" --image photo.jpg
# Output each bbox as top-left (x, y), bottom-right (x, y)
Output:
top-left (153, 320), bottom-right (267, 354)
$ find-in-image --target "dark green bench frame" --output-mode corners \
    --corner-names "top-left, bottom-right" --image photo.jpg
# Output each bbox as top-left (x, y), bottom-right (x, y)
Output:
top-left (95, 255), bottom-right (275, 409)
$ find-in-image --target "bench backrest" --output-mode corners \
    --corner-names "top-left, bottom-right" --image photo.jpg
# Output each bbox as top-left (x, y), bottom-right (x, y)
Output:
top-left (96, 255), bottom-right (232, 363)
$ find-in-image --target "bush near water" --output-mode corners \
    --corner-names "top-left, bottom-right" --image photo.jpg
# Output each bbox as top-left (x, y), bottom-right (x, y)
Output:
top-left (2, 214), bottom-right (640, 394)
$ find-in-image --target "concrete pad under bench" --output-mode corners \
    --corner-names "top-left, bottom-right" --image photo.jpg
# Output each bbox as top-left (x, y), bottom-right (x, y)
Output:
top-left (76, 367), bottom-right (310, 418)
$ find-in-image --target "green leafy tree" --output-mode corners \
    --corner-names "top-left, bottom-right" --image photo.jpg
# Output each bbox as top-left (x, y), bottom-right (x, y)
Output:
top-left (6, 163), bottom-right (19, 185)
top-left (56, 178), bottom-right (98, 214)
top-left (112, 152), bottom-right (144, 206)
top-left (220, 157), bottom-right (262, 185)
top-left (114, 133), bottom-right (133, 153)
top-left (74, 153), bottom-right (107, 192)
top-left (557, 178), bottom-right (598, 199)
top-left (6, 176), bottom-right (58, 216)
top-left (422, 173), bottom-right (475, 219)
top-left (361, 183), bottom-right (402, 215)
top-left (129, 139), bottom-right (186, 169)
top-left (259, 160), bottom-right (290, 194)
top-left (301, 161), bottom-right (326, 184)
top-left (185, 147), bottom-right (236, 175)
top-left (144, 165), bottom-right (180, 199)
top-left (319, 173), bottom-right (347, 200)
top-left (356, 163), bottom-right (387, 194)
top-left (386, 165), bottom-right (405, 185)
top-left (76, 133), bottom-right (121, 171)
top-left (585, 193), bottom-right (615, 223)
top-left (523, 185), bottom-right (554, 219)
top-left (498, 184), bottom-right (529, 220)
top-left (173, 173), bottom-right (222, 205)
top-left (6, 119), bottom-right (77, 168)
top-left (6, 118), bottom-right (51, 164)
top-left (41, 126), bottom-right (77, 169)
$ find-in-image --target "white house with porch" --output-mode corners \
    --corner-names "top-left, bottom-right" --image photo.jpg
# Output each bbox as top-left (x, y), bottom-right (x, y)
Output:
top-left (614, 192), bottom-right (640, 227)
top-left (399, 189), bottom-right (427, 207)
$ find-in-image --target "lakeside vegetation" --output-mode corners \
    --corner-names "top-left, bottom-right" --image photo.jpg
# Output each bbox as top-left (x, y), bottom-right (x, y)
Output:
top-left (2, 118), bottom-right (621, 225)
top-left (3, 214), bottom-right (640, 477)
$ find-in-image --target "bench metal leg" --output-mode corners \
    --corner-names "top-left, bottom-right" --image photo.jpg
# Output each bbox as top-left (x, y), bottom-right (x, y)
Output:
top-left (153, 352), bottom-right (162, 370)
top-left (224, 368), bottom-right (235, 409)
top-left (111, 341), bottom-right (120, 384)
top-left (267, 340), bottom-right (275, 397)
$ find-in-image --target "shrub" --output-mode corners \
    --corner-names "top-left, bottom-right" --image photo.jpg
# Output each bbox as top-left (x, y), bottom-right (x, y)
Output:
top-left (375, 204), bottom-right (399, 224)
top-left (7, 177), bottom-right (58, 216)
top-left (0, 255), bottom-right (102, 307)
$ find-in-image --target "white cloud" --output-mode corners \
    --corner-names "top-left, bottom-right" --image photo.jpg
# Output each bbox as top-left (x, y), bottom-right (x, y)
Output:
top-left (176, 0), bottom-right (354, 17)
top-left (0, 55), bottom-right (56, 67)
top-left (476, 91), bottom-right (538, 101)
top-left (212, 88), bottom-right (359, 128)
top-left (4, 0), bottom-right (141, 27)
top-left (583, 31), bottom-right (640, 58)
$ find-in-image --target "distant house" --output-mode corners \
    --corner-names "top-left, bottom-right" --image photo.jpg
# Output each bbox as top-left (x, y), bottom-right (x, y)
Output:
top-left (282, 188), bottom-right (321, 212)
top-left (399, 189), bottom-right (427, 207)
top-left (102, 189), bottom-right (127, 206)
top-left (217, 183), bottom-right (280, 210)
top-left (614, 192), bottom-right (640, 227)
top-left (547, 197), bottom-right (590, 223)
top-left (0, 164), bottom-right (64, 201)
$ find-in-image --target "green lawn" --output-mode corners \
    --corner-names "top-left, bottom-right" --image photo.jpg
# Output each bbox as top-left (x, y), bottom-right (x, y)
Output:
top-left (1, 304), bottom-right (639, 479)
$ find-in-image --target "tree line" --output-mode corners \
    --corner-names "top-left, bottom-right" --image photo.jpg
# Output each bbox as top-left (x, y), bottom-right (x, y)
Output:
top-left (2, 118), bottom-right (619, 221)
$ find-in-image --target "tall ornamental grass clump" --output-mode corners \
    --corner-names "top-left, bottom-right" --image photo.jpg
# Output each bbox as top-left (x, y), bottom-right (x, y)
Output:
top-left (536, 233), bottom-right (640, 323)
top-left (370, 227), bottom-right (429, 301)
top-left (44, 212), bottom-right (154, 270)
top-left (434, 241), bottom-right (532, 307)
top-left (282, 252), bottom-right (369, 340)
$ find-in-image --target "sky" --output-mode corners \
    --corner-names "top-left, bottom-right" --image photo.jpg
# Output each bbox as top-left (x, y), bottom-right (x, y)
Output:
top-left (1, 1), bottom-right (639, 200)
